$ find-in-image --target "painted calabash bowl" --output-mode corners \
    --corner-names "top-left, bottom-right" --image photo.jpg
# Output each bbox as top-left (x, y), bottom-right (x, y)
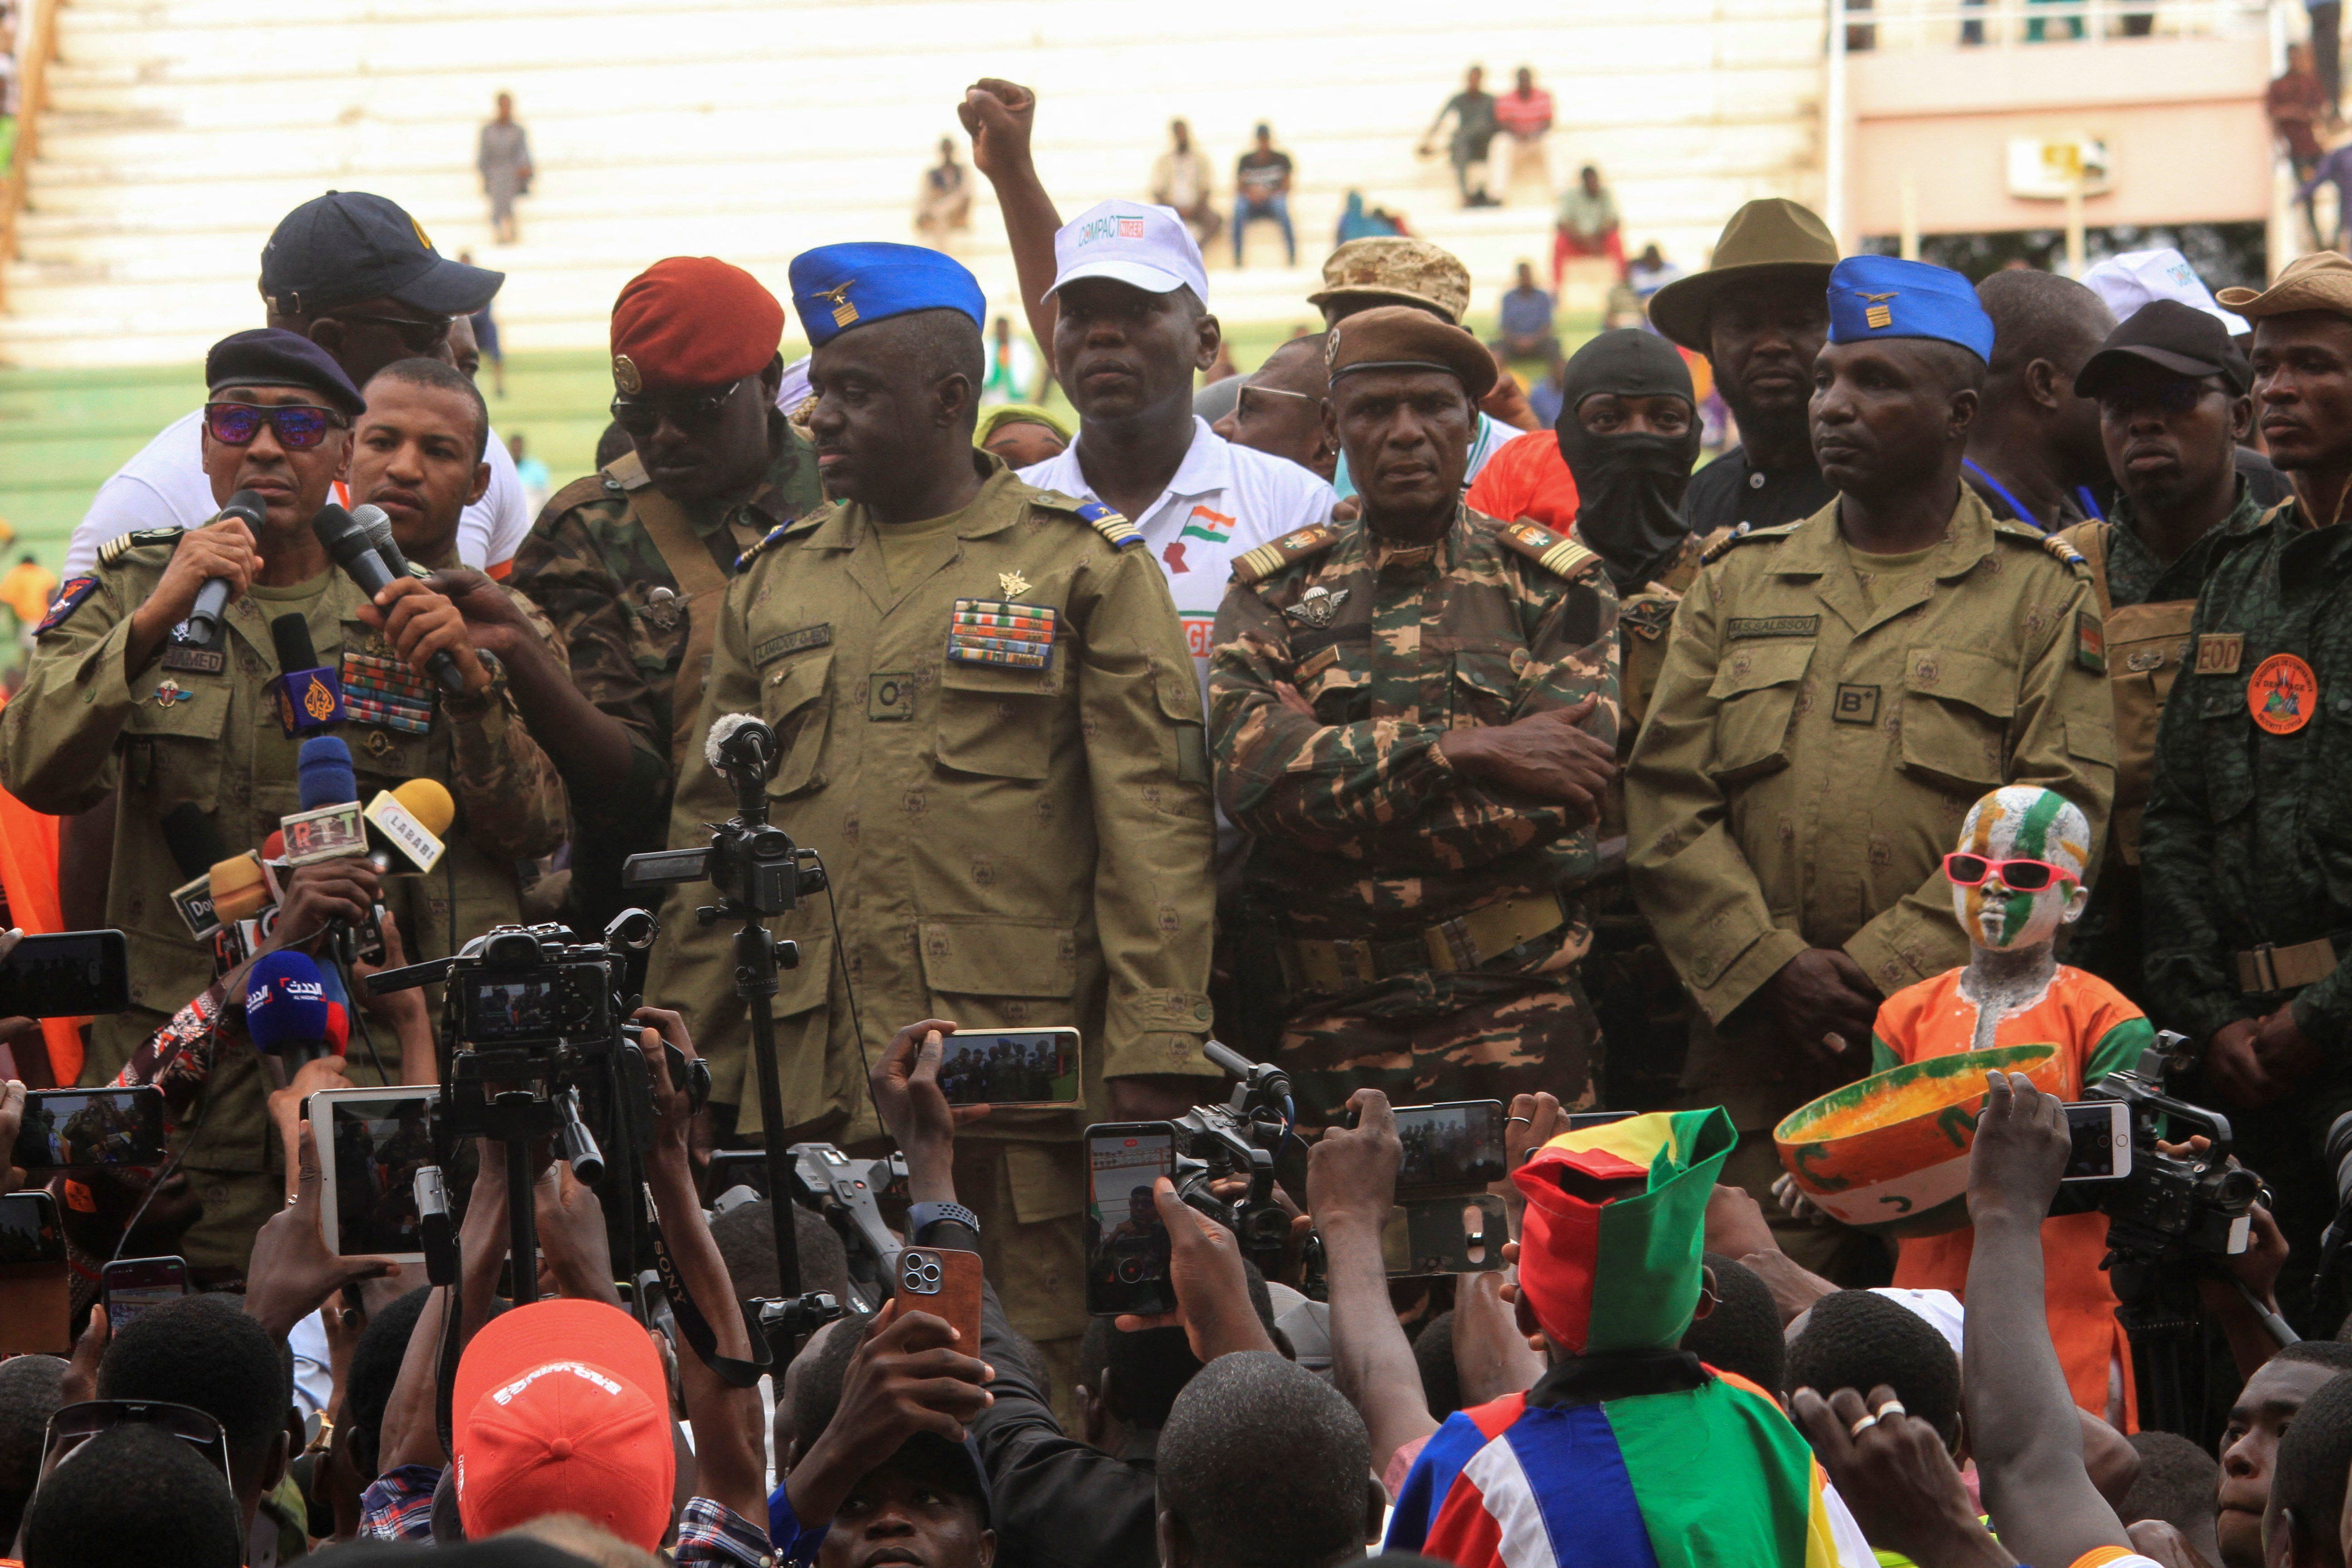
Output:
top-left (1773, 1044), bottom-right (2064, 1238)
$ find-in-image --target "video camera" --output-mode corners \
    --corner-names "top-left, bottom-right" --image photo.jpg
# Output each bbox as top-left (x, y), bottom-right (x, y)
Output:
top-left (2082, 1039), bottom-right (2261, 1264)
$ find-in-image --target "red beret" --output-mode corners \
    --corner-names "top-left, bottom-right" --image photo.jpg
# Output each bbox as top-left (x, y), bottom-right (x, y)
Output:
top-left (609, 257), bottom-right (785, 395)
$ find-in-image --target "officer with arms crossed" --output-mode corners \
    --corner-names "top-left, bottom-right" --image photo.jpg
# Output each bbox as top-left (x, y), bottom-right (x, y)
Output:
top-left (0, 329), bottom-right (565, 1270)
top-left (644, 243), bottom-right (1216, 1382)
top-left (514, 258), bottom-right (827, 931)
top-left (1209, 306), bottom-right (1619, 1126)
top-left (2144, 252), bottom-right (2352, 1315)
top-left (1626, 257), bottom-right (2116, 1274)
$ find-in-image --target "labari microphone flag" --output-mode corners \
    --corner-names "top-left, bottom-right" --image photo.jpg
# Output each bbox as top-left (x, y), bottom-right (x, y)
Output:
top-left (364, 777), bottom-right (454, 873)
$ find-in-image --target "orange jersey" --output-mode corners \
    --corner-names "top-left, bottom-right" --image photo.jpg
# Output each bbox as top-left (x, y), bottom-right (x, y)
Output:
top-left (1870, 965), bottom-right (2154, 1428)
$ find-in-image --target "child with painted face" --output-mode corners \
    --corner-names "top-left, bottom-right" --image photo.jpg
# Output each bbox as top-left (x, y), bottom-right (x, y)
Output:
top-left (1867, 784), bottom-right (2156, 1431)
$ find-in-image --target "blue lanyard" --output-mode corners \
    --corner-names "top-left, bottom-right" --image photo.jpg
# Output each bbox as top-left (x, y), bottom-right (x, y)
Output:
top-left (1963, 459), bottom-right (2046, 532)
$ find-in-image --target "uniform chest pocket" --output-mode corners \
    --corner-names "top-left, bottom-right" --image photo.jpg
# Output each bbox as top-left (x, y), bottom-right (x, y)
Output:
top-left (936, 661), bottom-right (1054, 781)
top-left (1899, 646), bottom-right (2016, 795)
top-left (1706, 641), bottom-right (1813, 785)
top-left (121, 673), bottom-right (233, 810)
top-left (761, 651), bottom-right (833, 799)
top-left (1449, 647), bottom-right (1522, 729)
top-left (1295, 640), bottom-right (1369, 719)
top-left (2194, 676), bottom-right (2258, 824)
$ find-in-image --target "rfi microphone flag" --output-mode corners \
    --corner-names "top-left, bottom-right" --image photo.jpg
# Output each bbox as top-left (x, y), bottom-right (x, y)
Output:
top-left (286, 735), bottom-right (367, 865)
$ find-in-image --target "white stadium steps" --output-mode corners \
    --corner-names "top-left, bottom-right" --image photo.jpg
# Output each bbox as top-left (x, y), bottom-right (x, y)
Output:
top-left (2, 0), bottom-right (1827, 368)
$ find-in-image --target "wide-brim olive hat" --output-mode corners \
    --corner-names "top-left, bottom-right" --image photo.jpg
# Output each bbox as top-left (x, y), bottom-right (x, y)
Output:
top-left (1647, 198), bottom-right (1841, 352)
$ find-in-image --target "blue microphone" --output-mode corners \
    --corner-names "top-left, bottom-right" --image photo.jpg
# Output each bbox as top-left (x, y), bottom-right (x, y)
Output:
top-left (270, 614), bottom-right (345, 737)
top-left (245, 950), bottom-right (333, 1066)
top-left (284, 735), bottom-right (365, 867)
top-left (297, 735), bottom-right (358, 811)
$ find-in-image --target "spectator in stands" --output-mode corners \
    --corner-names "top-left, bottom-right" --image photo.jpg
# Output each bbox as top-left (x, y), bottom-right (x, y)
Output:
top-left (1420, 66), bottom-right (1499, 208)
top-left (1648, 198), bottom-right (1840, 538)
top-left (2273, 44), bottom-right (2330, 245)
top-left (1333, 191), bottom-right (1405, 245)
top-left (21, 1423), bottom-right (245, 1568)
top-left (63, 191), bottom-right (531, 581)
top-left (0, 551), bottom-right (54, 652)
top-left (509, 432), bottom-right (549, 517)
top-left (1678, 1254), bottom-right (1784, 1392)
top-left (916, 136), bottom-right (973, 248)
top-left (1489, 261), bottom-right (1560, 368)
top-left (1964, 270), bottom-right (2117, 532)
top-left (1211, 336), bottom-right (1338, 484)
top-left (1492, 67), bottom-right (1555, 200)
top-left (0, 1352), bottom-right (62, 1548)
top-left (1156, 1354), bottom-right (1379, 1568)
top-left (980, 314), bottom-right (1041, 404)
top-left (1785, 1291), bottom-right (1964, 1455)
top-left (2300, 138), bottom-right (2352, 254)
top-left (1626, 242), bottom-right (1683, 306)
top-left (1553, 164), bottom-right (1625, 286)
top-left (975, 403), bottom-right (1071, 468)
top-left (477, 93), bottom-right (531, 245)
top-left (1152, 119), bottom-right (1224, 252)
top-left (1232, 123), bottom-right (1296, 266)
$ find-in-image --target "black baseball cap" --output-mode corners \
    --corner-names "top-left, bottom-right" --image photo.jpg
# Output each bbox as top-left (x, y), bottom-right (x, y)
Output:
top-left (259, 191), bottom-right (504, 318)
top-left (2076, 298), bottom-right (2252, 398)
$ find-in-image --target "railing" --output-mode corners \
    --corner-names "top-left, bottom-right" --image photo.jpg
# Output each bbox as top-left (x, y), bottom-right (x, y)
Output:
top-left (0, 0), bottom-right (58, 316)
top-left (1832, 0), bottom-right (2272, 53)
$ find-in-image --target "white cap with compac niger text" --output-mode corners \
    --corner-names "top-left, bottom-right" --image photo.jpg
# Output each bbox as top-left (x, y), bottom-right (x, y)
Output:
top-left (1048, 201), bottom-right (1211, 302)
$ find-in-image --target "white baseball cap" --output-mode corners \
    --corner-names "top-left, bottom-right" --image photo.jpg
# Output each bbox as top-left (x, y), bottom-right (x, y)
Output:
top-left (1048, 200), bottom-right (1211, 303)
top-left (1869, 1287), bottom-right (1966, 1362)
top-left (2081, 247), bottom-right (2250, 336)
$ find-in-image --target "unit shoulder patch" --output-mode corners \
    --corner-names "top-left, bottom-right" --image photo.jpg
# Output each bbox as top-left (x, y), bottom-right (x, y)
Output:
top-left (1492, 518), bottom-right (1603, 583)
top-left (33, 576), bottom-right (100, 637)
top-left (1232, 524), bottom-right (1344, 586)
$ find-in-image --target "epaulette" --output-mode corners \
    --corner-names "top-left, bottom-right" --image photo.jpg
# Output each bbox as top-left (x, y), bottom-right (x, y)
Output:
top-left (1232, 524), bottom-right (1343, 586)
top-left (1073, 499), bottom-right (1143, 550)
top-left (1700, 520), bottom-right (1799, 564)
top-left (735, 522), bottom-right (795, 572)
top-left (1493, 518), bottom-right (1603, 583)
top-left (96, 527), bottom-right (186, 569)
top-left (2007, 526), bottom-right (2092, 579)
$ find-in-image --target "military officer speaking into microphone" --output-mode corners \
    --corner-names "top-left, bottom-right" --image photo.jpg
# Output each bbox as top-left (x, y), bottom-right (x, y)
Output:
top-left (643, 244), bottom-right (1215, 1378)
top-left (0, 328), bottom-right (564, 1270)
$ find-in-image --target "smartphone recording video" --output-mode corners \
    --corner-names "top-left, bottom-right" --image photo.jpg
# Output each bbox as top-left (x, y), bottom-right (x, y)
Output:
top-left (12, 1087), bottom-right (167, 1173)
top-left (0, 931), bottom-right (130, 1019)
top-left (2061, 1100), bottom-right (2132, 1183)
top-left (937, 1028), bottom-right (1082, 1107)
top-left (1392, 1101), bottom-right (1507, 1191)
top-left (1083, 1122), bottom-right (1176, 1316)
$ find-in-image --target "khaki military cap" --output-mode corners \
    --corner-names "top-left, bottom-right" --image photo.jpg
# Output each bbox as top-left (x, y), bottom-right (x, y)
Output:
top-left (1647, 198), bottom-right (1841, 352)
top-left (2217, 251), bottom-right (2352, 321)
top-left (1327, 304), bottom-right (1498, 401)
top-left (1308, 237), bottom-right (1472, 323)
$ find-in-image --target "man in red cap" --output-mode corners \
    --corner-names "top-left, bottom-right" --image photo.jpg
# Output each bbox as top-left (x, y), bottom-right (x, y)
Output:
top-left (512, 256), bottom-right (825, 933)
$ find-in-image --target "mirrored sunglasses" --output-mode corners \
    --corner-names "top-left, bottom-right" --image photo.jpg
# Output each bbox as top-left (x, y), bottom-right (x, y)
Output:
top-left (203, 401), bottom-right (346, 450)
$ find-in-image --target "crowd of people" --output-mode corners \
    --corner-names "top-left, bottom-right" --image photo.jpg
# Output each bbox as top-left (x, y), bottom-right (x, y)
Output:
top-left (0, 55), bottom-right (2348, 1568)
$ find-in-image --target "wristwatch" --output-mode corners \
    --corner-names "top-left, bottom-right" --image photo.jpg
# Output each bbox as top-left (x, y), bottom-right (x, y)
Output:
top-left (906, 1201), bottom-right (982, 1243)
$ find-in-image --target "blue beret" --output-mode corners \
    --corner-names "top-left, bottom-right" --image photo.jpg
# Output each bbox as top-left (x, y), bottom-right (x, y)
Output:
top-left (1827, 255), bottom-right (1995, 363)
top-left (789, 242), bottom-right (985, 348)
top-left (205, 327), bottom-right (367, 417)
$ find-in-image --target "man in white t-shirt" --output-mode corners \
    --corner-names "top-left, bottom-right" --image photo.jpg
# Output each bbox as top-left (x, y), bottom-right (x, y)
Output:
top-left (65, 191), bottom-right (528, 579)
top-left (999, 196), bottom-right (1335, 692)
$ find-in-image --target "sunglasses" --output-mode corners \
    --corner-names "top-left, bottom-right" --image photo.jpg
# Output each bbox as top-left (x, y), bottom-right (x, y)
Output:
top-left (1941, 852), bottom-right (2077, 893)
top-left (203, 401), bottom-right (348, 450)
top-left (41, 1399), bottom-right (234, 1493)
top-left (331, 312), bottom-right (455, 354)
top-left (1236, 384), bottom-right (1325, 419)
top-left (610, 378), bottom-right (745, 437)
top-left (2094, 380), bottom-right (2215, 417)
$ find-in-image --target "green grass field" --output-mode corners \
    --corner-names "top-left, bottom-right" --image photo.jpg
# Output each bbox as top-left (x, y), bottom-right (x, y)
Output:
top-left (0, 313), bottom-right (1572, 576)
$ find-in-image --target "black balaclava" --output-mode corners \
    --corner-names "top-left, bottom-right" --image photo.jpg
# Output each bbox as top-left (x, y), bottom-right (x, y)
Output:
top-left (1556, 328), bottom-right (1702, 593)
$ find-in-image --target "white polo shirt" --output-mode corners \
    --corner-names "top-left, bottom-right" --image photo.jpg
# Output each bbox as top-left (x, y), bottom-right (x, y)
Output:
top-left (1019, 417), bottom-right (1336, 697)
top-left (64, 408), bottom-right (535, 579)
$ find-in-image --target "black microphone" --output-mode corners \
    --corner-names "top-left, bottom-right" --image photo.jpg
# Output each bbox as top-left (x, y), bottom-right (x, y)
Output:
top-left (268, 613), bottom-right (347, 737)
top-left (312, 503), bottom-right (465, 695)
top-left (351, 503), bottom-right (412, 580)
top-left (184, 489), bottom-right (266, 643)
top-left (162, 803), bottom-right (228, 939)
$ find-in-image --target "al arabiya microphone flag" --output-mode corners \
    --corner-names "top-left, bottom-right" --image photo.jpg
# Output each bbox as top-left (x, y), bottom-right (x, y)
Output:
top-left (1385, 1109), bottom-right (1874, 1568)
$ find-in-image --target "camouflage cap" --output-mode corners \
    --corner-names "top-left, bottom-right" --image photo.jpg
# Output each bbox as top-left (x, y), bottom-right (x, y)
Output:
top-left (1307, 237), bottom-right (1471, 324)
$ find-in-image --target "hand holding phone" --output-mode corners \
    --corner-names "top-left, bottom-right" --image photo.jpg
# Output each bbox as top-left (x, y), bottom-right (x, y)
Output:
top-left (892, 1247), bottom-right (984, 1348)
top-left (12, 1087), bottom-right (167, 1173)
top-left (1084, 1123), bottom-right (1177, 1316)
top-left (2061, 1101), bottom-right (2132, 1183)
top-left (0, 931), bottom-right (131, 1018)
top-left (102, 1256), bottom-right (190, 1333)
top-left (936, 1028), bottom-right (1082, 1108)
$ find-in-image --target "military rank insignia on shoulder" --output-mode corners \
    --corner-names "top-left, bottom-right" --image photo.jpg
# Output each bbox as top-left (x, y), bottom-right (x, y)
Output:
top-left (1700, 520), bottom-right (1797, 564)
top-left (1071, 499), bottom-right (1142, 550)
top-left (1494, 518), bottom-right (1602, 582)
top-left (96, 527), bottom-right (186, 569)
top-left (34, 575), bottom-right (99, 637)
top-left (2038, 533), bottom-right (2093, 578)
top-left (735, 519), bottom-right (807, 572)
top-left (1232, 523), bottom-right (1342, 586)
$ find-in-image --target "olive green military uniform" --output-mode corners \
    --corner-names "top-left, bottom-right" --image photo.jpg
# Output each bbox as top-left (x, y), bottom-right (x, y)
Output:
top-left (2053, 482), bottom-right (2266, 1001)
top-left (514, 415), bottom-right (825, 923)
top-left (0, 532), bottom-right (568, 1268)
top-left (642, 454), bottom-right (1216, 1358)
top-left (1208, 509), bottom-right (1617, 1127)
top-left (1625, 489), bottom-right (2116, 1262)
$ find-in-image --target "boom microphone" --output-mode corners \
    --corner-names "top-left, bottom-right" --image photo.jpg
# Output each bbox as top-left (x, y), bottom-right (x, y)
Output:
top-left (184, 489), bottom-right (266, 643)
top-left (268, 613), bottom-right (346, 737)
top-left (311, 503), bottom-right (464, 696)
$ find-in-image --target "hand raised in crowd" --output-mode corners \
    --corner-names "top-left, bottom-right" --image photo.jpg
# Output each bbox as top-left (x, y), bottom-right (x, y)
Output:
top-left (1791, 1384), bottom-right (2016, 1568)
top-left (784, 1299), bottom-right (995, 1528)
top-left (1115, 1177), bottom-right (1280, 1362)
top-left (533, 1160), bottom-right (621, 1308)
top-left (242, 1098), bottom-right (402, 1339)
top-left (426, 566), bottom-right (534, 662)
top-left (1762, 947), bottom-right (1881, 1068)
top-left (1437, 695), bottom-right (1615, 820)
top-left (958, 78), bottom-right (1037, 178)
top-left (358, 577), bottom-right (490, 695)
top-left (267, 856), bottom-right (381, 956)
top-left (0, 1079), bottom-right (24, 1196)
top-left (267, 1052), bottom-right (357, 1198)
top-left (631, 1004), bottom-right (701, 1153)
top-left (1965, 1068), bottom-right (2067, 1229)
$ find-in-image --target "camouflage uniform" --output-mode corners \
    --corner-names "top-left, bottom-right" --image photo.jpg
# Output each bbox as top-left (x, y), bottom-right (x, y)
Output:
top-left (1208, 507), bottom-right (1619, 1126)
top-left (2054, 481), bottom-right (2266, 1000)
top-left (513, 415), bottom-right (824, 924)
top-left (1625, 490), bottom-right (2115, 1271)
top-left (2142, 494), bottom-right (2352, 1311)
top-left (0, 532), bottom-right (568, 1267)
top-left (642, 454), bottom-right (1216, 1360)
